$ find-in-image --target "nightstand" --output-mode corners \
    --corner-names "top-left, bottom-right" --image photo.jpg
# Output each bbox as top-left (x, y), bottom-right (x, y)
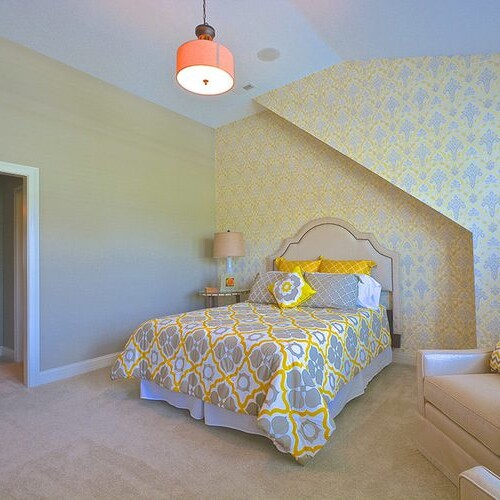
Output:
top-left (199, 290), bottom-right (250, 308)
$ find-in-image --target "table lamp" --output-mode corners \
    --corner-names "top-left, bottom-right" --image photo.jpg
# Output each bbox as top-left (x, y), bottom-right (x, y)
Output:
top-left (213, 230), bottom-right (245, 291)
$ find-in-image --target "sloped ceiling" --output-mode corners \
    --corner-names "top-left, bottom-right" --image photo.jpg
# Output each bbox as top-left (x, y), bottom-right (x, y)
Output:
top-left (290, 0), bottom-right (500, 60)
top-left (1, 0), bottom-right (498, 128)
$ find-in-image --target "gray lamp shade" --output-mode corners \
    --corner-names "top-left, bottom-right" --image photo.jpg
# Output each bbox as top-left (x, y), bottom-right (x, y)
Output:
top-left (213, 231), bottom-right (245, 258)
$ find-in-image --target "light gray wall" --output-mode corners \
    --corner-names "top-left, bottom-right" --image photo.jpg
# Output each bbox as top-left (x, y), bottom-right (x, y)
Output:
top-left (0, 39), bottom-right (217, 370)
top-left (0, 175), bottom-right (23, 351)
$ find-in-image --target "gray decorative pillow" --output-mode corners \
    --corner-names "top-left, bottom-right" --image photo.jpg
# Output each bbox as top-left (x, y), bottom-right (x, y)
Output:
top-left (248, 271), bottom-right (290, 304)
top-left (303, 273), bottom-right (358, 309)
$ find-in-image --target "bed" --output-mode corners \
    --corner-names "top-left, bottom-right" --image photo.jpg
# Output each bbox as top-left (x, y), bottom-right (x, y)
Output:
top-left (111, 218), bottom-right (400, 463)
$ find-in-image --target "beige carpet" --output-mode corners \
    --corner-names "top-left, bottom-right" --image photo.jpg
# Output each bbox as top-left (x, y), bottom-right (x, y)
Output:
top-left (0, 360), bottom-right (455, 499)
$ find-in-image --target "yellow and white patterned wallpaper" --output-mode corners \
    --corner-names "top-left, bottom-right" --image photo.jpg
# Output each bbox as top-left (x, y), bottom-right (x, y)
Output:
top-left (257, 54), bottom-right (499, 349)
top-left (216, 110), bottom-right (476, 353)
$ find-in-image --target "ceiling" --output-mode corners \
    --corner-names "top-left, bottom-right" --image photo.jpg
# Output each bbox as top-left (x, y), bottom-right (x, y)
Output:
top-left (0, 0), bottom-right (498, 128)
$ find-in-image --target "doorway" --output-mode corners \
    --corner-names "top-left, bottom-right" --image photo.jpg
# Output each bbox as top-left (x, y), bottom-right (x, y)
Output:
top-left (0, 174), bottom-right (25, 384)
top-left (0, 161), bottom-right (40, 387)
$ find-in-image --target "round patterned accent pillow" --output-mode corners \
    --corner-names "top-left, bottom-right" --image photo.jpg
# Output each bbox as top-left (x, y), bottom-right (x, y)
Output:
top-left (268, 266), bottom-right (316, 308)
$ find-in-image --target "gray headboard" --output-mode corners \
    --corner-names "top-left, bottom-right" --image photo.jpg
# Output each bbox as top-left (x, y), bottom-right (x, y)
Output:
top-left (268, 218), bottom-right (400, 342)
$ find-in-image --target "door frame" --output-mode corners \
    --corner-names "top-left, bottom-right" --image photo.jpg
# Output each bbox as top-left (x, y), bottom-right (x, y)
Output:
top-left (13, 185), bottom-right (25, 363)
top-left (0, 161), bottom-right (40, 387)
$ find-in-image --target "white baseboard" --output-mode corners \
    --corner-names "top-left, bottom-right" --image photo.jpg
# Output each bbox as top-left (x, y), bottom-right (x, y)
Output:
top-left (0, 346), bottom-right (15, 359)
top-left (35, 351), bottom-right (119, 386)
top-left (392, 349), bottom-right (416, 365)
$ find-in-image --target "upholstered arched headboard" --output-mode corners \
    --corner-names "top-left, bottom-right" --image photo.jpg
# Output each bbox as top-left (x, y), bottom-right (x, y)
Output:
top-left (268, 218), bottom-right (400, 345)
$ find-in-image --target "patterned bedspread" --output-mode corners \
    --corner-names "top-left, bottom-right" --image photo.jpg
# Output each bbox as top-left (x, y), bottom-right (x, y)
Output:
top-left (111, 302), bottom-right (391, 462)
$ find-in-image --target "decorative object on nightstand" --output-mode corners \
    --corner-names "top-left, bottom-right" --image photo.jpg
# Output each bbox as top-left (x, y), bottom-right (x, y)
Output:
top-left (199, 289), bottom-right (250, 308)
top-left (213, 230), bottom-right (245, 292)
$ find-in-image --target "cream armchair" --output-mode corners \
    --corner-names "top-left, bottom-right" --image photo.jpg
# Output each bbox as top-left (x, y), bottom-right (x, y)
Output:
top-left (417, 349), bottom-right (500, 486)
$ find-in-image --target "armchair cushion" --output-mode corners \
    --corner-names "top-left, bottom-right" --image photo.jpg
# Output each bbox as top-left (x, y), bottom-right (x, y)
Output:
top-left (424, 374), bottom-right (500, 455)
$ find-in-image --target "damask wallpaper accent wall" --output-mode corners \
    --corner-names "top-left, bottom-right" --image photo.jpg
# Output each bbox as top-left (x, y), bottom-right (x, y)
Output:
top-left (257, 54), bottom-right (499, 348)
top-left (216, 111), bottom-right (476, 354)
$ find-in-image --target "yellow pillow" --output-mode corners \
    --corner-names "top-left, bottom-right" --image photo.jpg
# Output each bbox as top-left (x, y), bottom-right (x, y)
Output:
top-left (268, 266), bottom-right (316, 308)
top-left (319, 259), bottom-right (376, 275)
top-left (275, 256), bottom-right (321, 273)
top-left (491, 341), bottom-right (500, 373)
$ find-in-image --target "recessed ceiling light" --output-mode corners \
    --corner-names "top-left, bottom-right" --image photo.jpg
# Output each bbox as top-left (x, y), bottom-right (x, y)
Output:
top-left (257, 48), bottom-right (281, 62)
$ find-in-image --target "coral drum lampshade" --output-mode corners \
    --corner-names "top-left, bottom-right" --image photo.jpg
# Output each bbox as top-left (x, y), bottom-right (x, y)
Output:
top-left (176, 39), bottom-right (234, 95)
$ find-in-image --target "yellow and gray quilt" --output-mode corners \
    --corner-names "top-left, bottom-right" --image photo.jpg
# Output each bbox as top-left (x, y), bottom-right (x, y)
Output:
top-left (111, 302), bottom-right (391, 462)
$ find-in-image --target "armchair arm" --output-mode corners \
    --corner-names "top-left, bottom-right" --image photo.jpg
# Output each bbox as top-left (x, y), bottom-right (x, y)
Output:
top-left (459, 466), bottom-right (500, 500)
top-left (417, 349), bottom-right (492, 415)
top-left (418, 349), bottom-right (492, 377)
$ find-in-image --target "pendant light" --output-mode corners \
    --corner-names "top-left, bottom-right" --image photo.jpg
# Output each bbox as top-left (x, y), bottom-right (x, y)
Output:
top-left (176, 0), bottom-right (234, 96)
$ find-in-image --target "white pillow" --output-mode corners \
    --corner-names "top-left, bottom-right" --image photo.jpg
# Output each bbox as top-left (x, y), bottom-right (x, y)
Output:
top-left (356, 274), bottom-right (382, 309)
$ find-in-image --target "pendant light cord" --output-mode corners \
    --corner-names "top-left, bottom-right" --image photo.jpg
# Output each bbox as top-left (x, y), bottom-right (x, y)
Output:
top-left (202, 0), bottom-right (207, 25)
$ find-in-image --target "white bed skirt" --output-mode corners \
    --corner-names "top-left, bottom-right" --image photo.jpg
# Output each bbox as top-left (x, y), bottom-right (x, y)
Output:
top-left (140, 347), bottom-right (392, 438)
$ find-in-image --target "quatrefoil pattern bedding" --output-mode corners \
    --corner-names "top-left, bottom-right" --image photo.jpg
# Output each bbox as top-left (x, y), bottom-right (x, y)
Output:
top-left (111, 302), bottom-right (390, 462)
